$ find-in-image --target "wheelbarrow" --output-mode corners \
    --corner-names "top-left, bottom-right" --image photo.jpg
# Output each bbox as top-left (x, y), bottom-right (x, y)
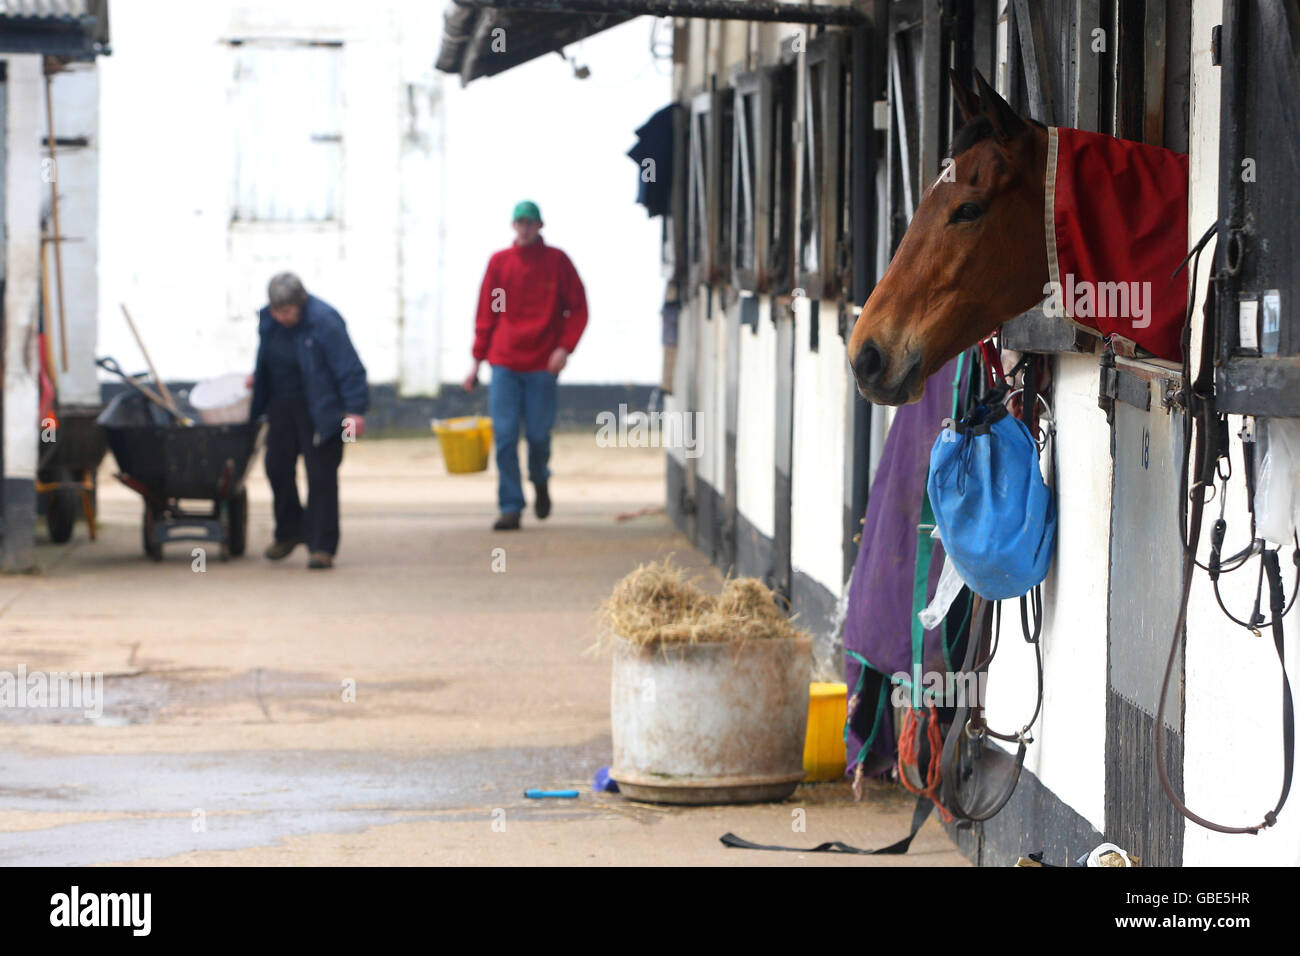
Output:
top-left (36, 405), bottom-right (109, 543)
top-left (97, 387), bottom-right (264, 561)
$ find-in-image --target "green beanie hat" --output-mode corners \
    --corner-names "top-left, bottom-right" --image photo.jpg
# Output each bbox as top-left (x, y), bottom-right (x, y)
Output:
top-left (512, 200), bottom-right (542, 223)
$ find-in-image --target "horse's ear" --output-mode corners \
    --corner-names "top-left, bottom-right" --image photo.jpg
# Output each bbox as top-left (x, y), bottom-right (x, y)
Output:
top-left (973, 69), bottom-right (1027, 141)
top-left (949, 69), bottom-right (981, 127)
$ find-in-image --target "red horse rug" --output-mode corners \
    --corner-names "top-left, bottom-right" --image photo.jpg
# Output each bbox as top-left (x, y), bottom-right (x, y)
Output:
top-left (1044, 126), bottom-right (1190, 361)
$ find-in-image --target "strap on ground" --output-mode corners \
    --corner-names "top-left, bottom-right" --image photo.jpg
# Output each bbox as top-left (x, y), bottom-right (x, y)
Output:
top-left (719, 797), bottom-right (934, 855)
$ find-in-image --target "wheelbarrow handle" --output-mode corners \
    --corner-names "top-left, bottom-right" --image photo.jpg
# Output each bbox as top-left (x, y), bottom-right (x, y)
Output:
top-left (95, 355), bottom-right (128, 377)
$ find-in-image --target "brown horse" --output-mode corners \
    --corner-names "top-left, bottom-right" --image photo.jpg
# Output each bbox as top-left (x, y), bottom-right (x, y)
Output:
top-left (849, 72), bottom-right (1049, 405)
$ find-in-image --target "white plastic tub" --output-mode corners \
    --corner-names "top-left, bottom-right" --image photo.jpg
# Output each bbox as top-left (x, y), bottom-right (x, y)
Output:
top-left (610, 636), bottom-right (812, 804)
top-left (188, 373), bottom-right (252, 425)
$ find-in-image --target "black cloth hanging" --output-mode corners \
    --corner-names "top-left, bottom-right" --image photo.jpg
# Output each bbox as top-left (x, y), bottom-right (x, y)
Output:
top-left (627, 104), bottom-right (677, 218)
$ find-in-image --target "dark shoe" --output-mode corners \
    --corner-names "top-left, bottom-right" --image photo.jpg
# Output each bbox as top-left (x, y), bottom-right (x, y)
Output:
top-left (533, 481), bottom-right (551, 520)
top-left (493, 511), bottom-right (521, 531)
top-left (264, 538), bottom-right (302, 561)
top-left (307, 551), bottom-right (334, 569)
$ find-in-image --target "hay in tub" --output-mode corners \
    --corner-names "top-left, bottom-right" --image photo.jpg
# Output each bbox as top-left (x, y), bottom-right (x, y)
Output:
top-left (600, 557), bottom-right (808, 650)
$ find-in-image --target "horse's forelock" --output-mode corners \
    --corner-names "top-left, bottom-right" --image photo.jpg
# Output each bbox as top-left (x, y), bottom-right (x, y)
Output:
top-left (949, 116), bottom-right (995, 159)
top-left (949, 114), bottom-right (1046, 161)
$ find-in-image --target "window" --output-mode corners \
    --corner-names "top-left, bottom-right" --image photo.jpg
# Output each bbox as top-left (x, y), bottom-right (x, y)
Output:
top-left (731, 65), bottom-right (795, 294)
top-left (231, 41), bottom-right (343, 222)
top-left (717, 95), bottom-right (734, 288)
top-left (831, 51), bottom-right (853, 298)
top-left (767, 65), bottom-right (796, 295)
top-left (731, 72), bottom-right (760, 289)
top-left (686, 92), bottom-right (713, 286)
top-left (798, 34), bottom-right (847, 300)
top-left (798, 53), bottom-right (823, 284)
top-left (664, 103), bottom-right (689, 283)
top-left (687, 90), bottom-right (729, 289)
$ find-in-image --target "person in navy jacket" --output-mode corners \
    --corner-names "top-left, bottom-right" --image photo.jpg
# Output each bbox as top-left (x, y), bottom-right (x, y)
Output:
top-left (248, 272), bottom-right (368, 569)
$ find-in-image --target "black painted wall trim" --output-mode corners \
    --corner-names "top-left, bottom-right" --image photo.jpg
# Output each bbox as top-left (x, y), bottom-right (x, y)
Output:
top-left (1, 478), bottom-right (36, 572)
top-left (735, 507), bottom-right (773, 585)
top-left (1104, 689), bottom-right (1184, 866)
top-left (944, 762), bottom-right (1106, 867)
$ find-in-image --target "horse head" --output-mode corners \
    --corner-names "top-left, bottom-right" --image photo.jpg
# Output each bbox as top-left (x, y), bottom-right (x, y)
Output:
top-left (849, 71), bottom-right (1050, 405)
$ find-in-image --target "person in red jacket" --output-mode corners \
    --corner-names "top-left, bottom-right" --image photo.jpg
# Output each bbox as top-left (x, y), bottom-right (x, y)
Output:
top-left (464, 201), bottom-right (588, 530)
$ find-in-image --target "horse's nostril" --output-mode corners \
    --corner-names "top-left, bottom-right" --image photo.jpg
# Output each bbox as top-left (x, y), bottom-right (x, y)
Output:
top-left (854, 341), bottom-right (886, 384)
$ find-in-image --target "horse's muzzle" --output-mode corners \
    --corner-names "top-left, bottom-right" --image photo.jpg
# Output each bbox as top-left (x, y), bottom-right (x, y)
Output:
top-left (851, 340), bottom-right (923, 405)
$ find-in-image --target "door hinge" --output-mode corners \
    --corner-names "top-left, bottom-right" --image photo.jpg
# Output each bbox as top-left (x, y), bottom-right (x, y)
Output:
top-left (1098, 350), bottom-right (1151, 422)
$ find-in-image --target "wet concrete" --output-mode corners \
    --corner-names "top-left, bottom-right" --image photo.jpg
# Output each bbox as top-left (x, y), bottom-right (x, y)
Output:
top-left (0, 435), bottom-right (966, 866)
top-left (0, 739), bottom-right (612, 865)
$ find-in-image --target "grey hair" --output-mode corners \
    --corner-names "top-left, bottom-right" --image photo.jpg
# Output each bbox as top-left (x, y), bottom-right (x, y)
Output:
top-left (268, 272), bottom-right (308, 309)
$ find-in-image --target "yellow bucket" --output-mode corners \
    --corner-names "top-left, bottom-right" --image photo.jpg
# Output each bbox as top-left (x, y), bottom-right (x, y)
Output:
top-left (802, 681), bottom-right (848, 782)
top-left (432, 416), bottom-right (493, 474)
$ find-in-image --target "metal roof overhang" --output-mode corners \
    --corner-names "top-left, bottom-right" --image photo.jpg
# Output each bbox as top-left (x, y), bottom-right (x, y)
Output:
top-left (437, 0), bottom-right (633, 84)
top-left (436, 0), bottom-right (867, 84)
top-left (0, 0), bottom-right (110, 57)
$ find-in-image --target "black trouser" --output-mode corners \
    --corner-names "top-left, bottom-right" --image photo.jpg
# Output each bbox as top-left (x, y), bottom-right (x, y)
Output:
top-left (264, 394), bottom-right (344, 555)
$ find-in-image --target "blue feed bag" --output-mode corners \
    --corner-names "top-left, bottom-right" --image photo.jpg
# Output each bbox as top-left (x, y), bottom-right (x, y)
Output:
top-left (927, 406), bottom-right (1057, 600)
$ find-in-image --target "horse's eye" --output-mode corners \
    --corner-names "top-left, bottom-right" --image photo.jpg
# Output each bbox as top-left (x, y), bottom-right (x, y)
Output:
top-left (949, 202), bottom-right (984, 224)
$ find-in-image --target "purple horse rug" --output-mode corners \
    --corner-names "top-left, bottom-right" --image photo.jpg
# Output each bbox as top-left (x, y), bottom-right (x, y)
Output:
top-left (844, 358), bottom-right (961, 783)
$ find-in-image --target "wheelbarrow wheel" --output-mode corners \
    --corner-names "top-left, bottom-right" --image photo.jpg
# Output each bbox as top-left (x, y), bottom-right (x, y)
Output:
top-left (142, 503), bottom-right (163, 562)
top-left (223, 489), bottom-right (248, 558)
top-left (46, 488), bottom-right (80, 544)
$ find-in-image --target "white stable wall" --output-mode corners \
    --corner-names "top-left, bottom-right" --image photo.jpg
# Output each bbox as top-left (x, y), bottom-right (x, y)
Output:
top-left (43, 62), bottom-right (100, 407)
top-left (3, 56), bottom-right (43, 487)
top-left (97, 0), bottom-right (415, 388)
top-left (982, 353), bottom-right (1113, 835)
top-left (789, 297), bottom-right (849, 596)
top-left (692, 294), bottom-right (721, 492)
top-left (735, 297), bottom-right (776, 538)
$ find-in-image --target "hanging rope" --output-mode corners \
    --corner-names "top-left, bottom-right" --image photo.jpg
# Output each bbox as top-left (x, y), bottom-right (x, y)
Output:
top-left (896, 704), bottom-right (954, 823)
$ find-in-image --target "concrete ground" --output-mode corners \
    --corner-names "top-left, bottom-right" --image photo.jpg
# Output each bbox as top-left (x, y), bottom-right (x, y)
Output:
top-left (0, 433), bottom-right (964, 866)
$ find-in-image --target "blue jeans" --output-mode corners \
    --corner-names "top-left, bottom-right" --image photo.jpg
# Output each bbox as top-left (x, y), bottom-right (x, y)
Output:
top-left (489, 366), bottom-right (558, 515)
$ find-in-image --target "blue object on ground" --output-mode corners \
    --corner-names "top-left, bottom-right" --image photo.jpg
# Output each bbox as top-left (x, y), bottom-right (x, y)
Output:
top-left (524, 788), bottom-right (579, 799)
top-left (592, 766), bottom-right (620, 793)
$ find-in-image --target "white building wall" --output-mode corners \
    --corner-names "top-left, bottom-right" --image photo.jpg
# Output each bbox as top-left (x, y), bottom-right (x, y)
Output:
top-left (735, 296), bottom-right (775, 537)
top-left (710, 299), bottom-right (727, 491)
top-left (397, 4), bottom-right (445, 394)
top-left (98, 0), bottom-right (412, 386)
top-left (97, 1), bottom-right (230, 384)
top-left (690, 295), bottom-right (720, 490)
top-left (789, 297), bottom-right (848, 595)
top-left (43, 62), bottom-right (100, 407)
top-left (664, 293), bottom-right (694, 471)
top-left (4, 56), bottom-right (44, 484)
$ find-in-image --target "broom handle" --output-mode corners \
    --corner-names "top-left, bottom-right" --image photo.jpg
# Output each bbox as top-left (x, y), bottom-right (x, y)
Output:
top-left (39, 237), bottom-right (59, 392)
top-left (44, 68), bottom-right (69, 373)
top-left (120, 303), bottom-right (180, 415)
